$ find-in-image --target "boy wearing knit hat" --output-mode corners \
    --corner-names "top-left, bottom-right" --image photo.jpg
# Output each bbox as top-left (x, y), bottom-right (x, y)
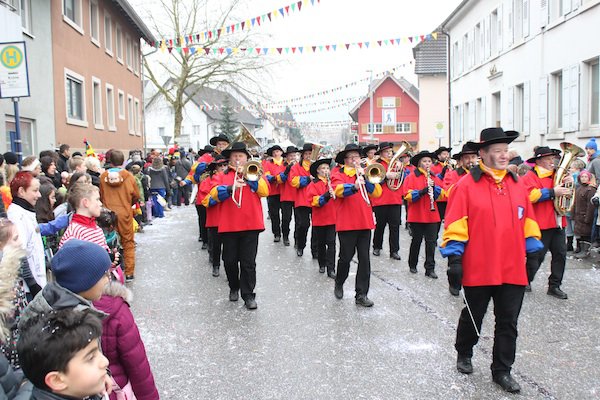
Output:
top-left (18, 239), bottom-right (112, 330)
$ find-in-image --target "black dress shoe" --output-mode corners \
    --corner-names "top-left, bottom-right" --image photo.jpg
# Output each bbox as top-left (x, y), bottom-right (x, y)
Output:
top-left (456, 356), bottom-right (473, 374)
top-left (212, 266), bottom-right (220, 277)
top-left (296, 249), bottom-right (303, 257)
top-left (327, 270), bottom-right (336, 279)
top-left (274, 236), bottom-right (281, 242)
top-left (334, 284), bottom-right (343, 299)
top-left (547, 287), bottom-right (568, 299)
top-left (283, 238), bottom-right (290, 246)
top-left (425, 270), bottom-right (438, 279)
top-left (373, 248), bottom-right (381, 256)
top-left (201, 242), bottom-right (208, 250)
top-left (244, 298), bottom-right (258, 310)
top-left (229, 290), bottom-right (239, 302)
top-left (198, 236), bottom-right (202, 242)
top-left (449, 287), bottom-right (460, 297)
top-left (493, 373), bottom-right (521, 393)
top-left (355, 296), bottom-right (374, 307)
top-left (390, 252), bottom-right (401, 260)
top-left (319, 266), bottom-right (325, 273)
top-left (409, 266), bottom-right (417, 274)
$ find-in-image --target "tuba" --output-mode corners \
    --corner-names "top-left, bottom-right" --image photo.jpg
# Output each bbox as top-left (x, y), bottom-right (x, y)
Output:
top-left (226, 123), bottom-right (261, 154)
top-left (308, 143), bottom-right (325, 162)
top-left (553, 142), bottom-right (584, 216)
top-left (387, 141), bottom-right (412, 191)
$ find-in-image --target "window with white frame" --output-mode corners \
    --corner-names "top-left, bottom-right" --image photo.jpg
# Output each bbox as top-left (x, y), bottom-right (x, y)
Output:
top-left (117, 90), bottom-right (125, 119)
top-left (375, 123), bottom-right (382, 133)
top-left (65, 69), bottom-right (86, 125)
top-left (591, 59), bottom-right (599, 125)
top-left (5, 117), bottom-right (34, 157)
top-left (116, 25), bottom-right (123, 63)
top-left (133, 43), bottom-right (139, 74)
top-left (134, 98), bottom-right (140, 135)
top-left (474, 23), bottom-right (481, 66)
top-left (20, 0), bottom-right (32, 33)
top-left (127, 95), bottom-right (134, 134)
top-left (492, 91), bottom-right (501, 127)
top-left (106, 84), bottom-right (115, 130)
top-left (92, 77), bottom-right (103, 129)
top-left (552, 70), bottom-right (563, 129)
top-left (514, 0), bottom-right (523, 41)
top-left (463, 102), bottom-right (470, 141)
top-left (104, 14), bottom-right (113, 55)
top-left (395, 123), bottom-right (411, 133)
top-left (125, 36), bottom-right (132, 70)
top-left (476, 98), bottom-right (483, 135)
top-left (491, 9), bottom-right (498, 55)
top-left (89, 0), bottom-right (99, 45)
top-left (462, 34), bottom-right (468, 71)
top-left (514, 84), bottom-right (524, 132)
top-left (63, 0), bottom-right (83, 31)
top-left (193, 125), bottom-right (201, 136)
top-left (452, 41), bottom-right (459, 78)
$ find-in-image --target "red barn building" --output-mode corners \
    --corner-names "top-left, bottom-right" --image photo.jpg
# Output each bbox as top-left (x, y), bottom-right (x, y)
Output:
top-left (349, 74), bottom-right (420, 149)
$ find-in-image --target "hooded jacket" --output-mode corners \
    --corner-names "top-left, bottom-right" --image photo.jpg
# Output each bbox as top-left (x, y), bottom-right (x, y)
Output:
top-left (93, 283), bottom-right (159, 400)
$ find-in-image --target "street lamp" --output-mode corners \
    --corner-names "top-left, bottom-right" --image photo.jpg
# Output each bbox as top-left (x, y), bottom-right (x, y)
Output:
top-left (367, 70), bottom-right (374, 143)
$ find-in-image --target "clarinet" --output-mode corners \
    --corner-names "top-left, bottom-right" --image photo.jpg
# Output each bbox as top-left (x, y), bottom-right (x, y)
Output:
top-left (426, 167), bottom-right (435, 211)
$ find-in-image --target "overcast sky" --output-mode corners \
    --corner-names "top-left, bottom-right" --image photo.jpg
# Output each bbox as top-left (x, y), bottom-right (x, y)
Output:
top-left (132, 0), bottom-right (462, 126)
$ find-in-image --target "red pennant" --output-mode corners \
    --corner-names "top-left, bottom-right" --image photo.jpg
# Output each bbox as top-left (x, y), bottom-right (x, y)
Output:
top-left (208, 31), bottom-right (212, 39)
top-left (218, 48), bottom-right (224, 54)
top-left (345, 43), bottom-right (350, 49)
top-left (268, 12), bottom-right (272, 21)
top-left (285, 5), bottom-right (290, 14)
top-left (297, 1), bottom-right (302, 10)
top-left (255, 48), bottom-right (261, 54)
top-left (276, 48), bottom-right (282, 54)
top-left (420, 35), bottom-right (425, 41)
top-left (358, 42), bottom-right (363, 48)
top-left (325, 45), bottom-right (330, 51)
top-left (183, 47), bottom-right (189, 54)
top-left (291, 47), bottom-right (296, 53)
top-left (257, 16), bottom-right (261, 25)
top-left (231, 24), bottom-right (235, 33)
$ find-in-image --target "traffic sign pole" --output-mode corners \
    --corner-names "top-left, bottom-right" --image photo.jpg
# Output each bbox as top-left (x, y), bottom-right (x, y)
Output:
top-left (12, 97), bottom-right (22, 163)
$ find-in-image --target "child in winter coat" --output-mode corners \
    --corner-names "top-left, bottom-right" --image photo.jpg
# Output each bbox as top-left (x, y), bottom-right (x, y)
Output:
top-left (93, 278), bottom-right (160, 400)
top-left (573, 171), bottom-right (597, 257)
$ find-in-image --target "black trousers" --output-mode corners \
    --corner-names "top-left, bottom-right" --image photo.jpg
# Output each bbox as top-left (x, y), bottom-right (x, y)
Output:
top-left (281, 201), bottom-right (294, 239)
top-left (455, 284), bottom-right (525, 376)
top-left (525, 228), bottom-right (566, 288)
top-left (176, 184), bottom-right (191, 206)
top-left (207, 227), bottom-right (222, 268)
top-left (267, 195), bottom-right (282, 237)
top-left (408, 222), bottom-right (438, 271)
top-left (336, 230), bottom-right (371, 297)
top-left (221, 231), bottom-right (260, 300)
top-left (373, 205), bottom-right (401, 253)
top-left (313, 225), bottom-right (336, 271)
top-left (437, 201), bottom-right (447, 221)
top-left (294, 206), bottom-right (311, 250)
top-left (195, 205), bottom-right (208, 243)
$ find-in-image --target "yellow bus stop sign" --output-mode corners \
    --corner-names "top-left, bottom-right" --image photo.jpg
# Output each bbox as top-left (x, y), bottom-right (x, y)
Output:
top-left (1, 46), bottom-right (23, 69)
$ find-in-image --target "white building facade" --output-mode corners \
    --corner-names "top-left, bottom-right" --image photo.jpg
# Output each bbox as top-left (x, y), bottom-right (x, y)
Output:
top-left (443, 0), bottom-right (600, 158)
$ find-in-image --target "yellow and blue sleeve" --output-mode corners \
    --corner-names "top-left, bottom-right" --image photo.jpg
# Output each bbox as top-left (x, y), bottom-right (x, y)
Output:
top-left (440, 216), bottom-right (469, 257)
top-left (529, 188), bottom-right (552, 203)
top-left (335, 183), bottom-right (357, 198)
top-left (184, 162), bottom-right (208, 185)
top-left (247, 178), bottom-right (269, 197)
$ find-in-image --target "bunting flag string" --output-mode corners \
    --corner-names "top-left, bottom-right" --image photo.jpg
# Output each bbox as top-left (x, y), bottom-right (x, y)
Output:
top-left (156, 32), bottom-right (439, 55)
top-left (261, 96), bottom-right (360, 109)
top-left (198, 97), bottom-right (354, 114)
top-left (146, 0), bottom-right (322, 48)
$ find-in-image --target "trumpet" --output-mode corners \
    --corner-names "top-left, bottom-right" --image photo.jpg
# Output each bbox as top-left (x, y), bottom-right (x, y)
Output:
top-left (354, 161), bottom-right (386, 205)
top-left (231, 160), bottom-right (263, 208)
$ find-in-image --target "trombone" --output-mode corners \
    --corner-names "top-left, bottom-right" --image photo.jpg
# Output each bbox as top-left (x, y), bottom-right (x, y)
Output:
top-left (231, 160), bottom-right (263, 208)
top-left (354, 161), bottom-right (386, 205)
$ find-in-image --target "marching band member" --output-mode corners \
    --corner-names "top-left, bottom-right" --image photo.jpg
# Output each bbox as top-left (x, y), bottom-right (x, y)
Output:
top-left (206, 142), bottom-right (269, 310)
top-left (440, 127), bottom-right (542, 393)
top-left (279, 146), bottom-right (300, 247)
top-left (290, 143), bottom-right (314, 257)
top-left (331, 144), bottom-right (382, 307)
top-left (371, 142), bottom-right (403, 260)
top-left (362, 144), bottom-right (378, 166)
top-left (209, 133), bottom-right (231, 155)
top-left (403, 151), bottom-right (445, 278)
top-left (201, 155), bottom-right (228, 277)
top-left (432, 146), bottom-right (452, 222)
top-left (307, 158), bottom-right (337, 278)
top-left (263, 145), bottom-right (286, 242)
top-left (521, 146), bottom-right (572, 299)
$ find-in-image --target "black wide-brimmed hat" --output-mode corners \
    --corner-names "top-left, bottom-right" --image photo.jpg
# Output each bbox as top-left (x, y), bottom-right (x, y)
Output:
top-left (266, 145), bottom-right (284, 157)
top-left (283, 146), bottom-right (300, 156)
top-left (198, 145), bottom-right (214, 155)
top-left (452, 143), bottom-right (479, 160)
top-left (221, 142), bottom-right (250, 158)
top-left (209, 133), bottom-right (231, 146)
top-left (309, 158), bottom-right (333, 178)
top-left (526, 146), bottom-right (561, 163)
top-left (207, 155), bottom-right (228, 172)
top-left (410, 150), bottom-right (437, 167)
top-left (362, 144), bottom-right (378, 156)
top-left (434, 146), bottom-right (452, 156)
top-left (335, 143), bottom-right (362, 164)
top-left (469, 127), bottom-right (519, 150)
top-left (376, 142), bottom-right (394, 155)
top-left (300, 143), bottom-right (313, 153)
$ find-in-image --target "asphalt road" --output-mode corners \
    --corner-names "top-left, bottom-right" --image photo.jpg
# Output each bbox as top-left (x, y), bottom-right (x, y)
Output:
top-left (130, 204), bottom-right (600, 400)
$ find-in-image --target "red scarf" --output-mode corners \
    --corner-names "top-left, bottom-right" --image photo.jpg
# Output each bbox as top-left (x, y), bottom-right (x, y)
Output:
top-left (71, 213), bottom-right (97, 228)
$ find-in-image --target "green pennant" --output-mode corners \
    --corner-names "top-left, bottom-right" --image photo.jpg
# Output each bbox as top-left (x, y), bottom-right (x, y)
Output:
top-left (291, 3), bottom-right (296, 11)
top-left (176, 47), bottom-right (182, 54)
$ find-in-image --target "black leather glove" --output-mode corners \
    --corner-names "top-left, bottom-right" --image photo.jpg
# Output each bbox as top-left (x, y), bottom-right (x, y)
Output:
top-left (593, 197), bottom-right (600, 207)
top-left (226, 185), bottom-right (233, 195)
top-left (419, 187), bottom-right (429, 196)
top-left (285, 165), bottom-right (292, 175)
top-left (29, 283), bottom-right (42, 298)
top-left (323, 191), bottom-right (332, 200)
top-left (447, 255), bottom-right (463, 290)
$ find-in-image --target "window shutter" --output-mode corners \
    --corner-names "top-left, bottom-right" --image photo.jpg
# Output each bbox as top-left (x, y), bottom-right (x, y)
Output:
top-left (497, 3), bottom-right (503, 51)
top-left (361, 124), bottom-right (368, 133)
top-left (523, 81), bottom-right (530, 135)
top-left (395, 97), bottom-right (401, 107)
top-left (377, 98), bottom-right (382, 108)
top-left (469, 101), bottom-right (477, 140)
top-left (481, 96), bottom-right (487, 128)
top-left (410, 122), bottom-right (417, 133)
top-left (485, 15), bottom-right (491, 59)
top-left (505, 0), bottom-right (513, 48)
top-left (480, 21), bottom-right (485, 64)
top-left (570, 64), bottom-right (580, 132)
top-left (507, 86), bottom-right (514, 129)
top-left (459, 104), bottom-right (464, 142)
top-left (523, 0), bottom-right (530, 38)
top-left (539, 76), bottom-right (548, 134)
top-left (540, 0), bottom-right (548, 28)
top-left (562, 69), bottom-right (571, 131)
top-left (562, 0), bottom-right (572, 15)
